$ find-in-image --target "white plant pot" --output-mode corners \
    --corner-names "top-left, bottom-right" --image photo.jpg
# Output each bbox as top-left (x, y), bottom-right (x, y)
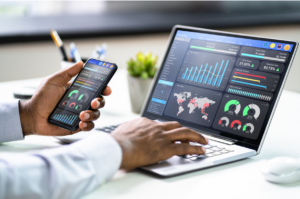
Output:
top-left (127, 74), bottom-right (153, 114)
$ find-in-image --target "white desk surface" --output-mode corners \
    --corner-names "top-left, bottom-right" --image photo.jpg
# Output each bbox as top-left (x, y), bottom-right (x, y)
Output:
top-left (0, 69), bottom-right (300, 199)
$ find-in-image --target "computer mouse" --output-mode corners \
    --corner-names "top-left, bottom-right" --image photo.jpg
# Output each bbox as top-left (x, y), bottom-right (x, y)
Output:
top-left (261, 157), bottom-right (300, 184)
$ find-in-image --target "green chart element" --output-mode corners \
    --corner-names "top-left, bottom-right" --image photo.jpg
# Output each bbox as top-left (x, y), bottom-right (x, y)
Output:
top-left (243, 124), bottom-right (248, 131)
top-left (69, 90), bottom-right (79, 97)
top-left (243, 105), bottom-right (250, 116)
top-left (78, 94), bottom-right (84, 100)
top-left (224, 100), bottom-right (240, 112)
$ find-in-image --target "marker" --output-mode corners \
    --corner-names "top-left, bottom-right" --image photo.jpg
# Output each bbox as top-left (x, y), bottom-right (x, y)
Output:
top-left (50, 29), bottom-right (71, 62)
top-left (70, 42), bottom-right (82, 62)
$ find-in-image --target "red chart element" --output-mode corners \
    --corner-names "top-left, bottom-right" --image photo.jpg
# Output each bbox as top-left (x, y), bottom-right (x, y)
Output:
top-left (230, 120), bottom-right (242, 128)
top-left (69, 102), bottom-right (76, 108)
top-left (234, 71), bottom-right (266, 79)
top-left (218, 119), bottom-right (222, 125)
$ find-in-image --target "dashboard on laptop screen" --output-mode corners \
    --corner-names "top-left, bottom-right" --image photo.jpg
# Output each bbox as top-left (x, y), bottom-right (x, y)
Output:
top-left (142, 28), bottom-right (297, 147)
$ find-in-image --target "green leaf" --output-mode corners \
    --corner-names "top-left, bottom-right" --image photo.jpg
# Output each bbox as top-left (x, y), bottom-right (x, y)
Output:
top-left (141, 71), bottom-right (148, 79)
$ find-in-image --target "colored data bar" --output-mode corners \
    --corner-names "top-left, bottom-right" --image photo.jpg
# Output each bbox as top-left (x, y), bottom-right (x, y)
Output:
top-left (53, 114), bottom-right (78, 125)
top-left (241, 53), bottom-right (285, 62)
top-left (231, 80), bottom-right (267, 89)
top-left (151, 98), bottom-right (167, 104)
top-left (191, 46), bottom-right (237, 55)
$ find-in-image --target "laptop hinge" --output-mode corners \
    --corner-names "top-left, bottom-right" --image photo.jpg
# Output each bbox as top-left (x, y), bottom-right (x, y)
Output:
top-left (154, 119), bottom-right (237, 145)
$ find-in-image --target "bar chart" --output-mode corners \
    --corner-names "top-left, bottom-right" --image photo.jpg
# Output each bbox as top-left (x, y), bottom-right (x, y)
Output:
top-left (53, 114), bottom-right (78, 125)
top-left (177, 51), bottom-right (236, 91)
top-left (51, 108), bottom-right (79, 126)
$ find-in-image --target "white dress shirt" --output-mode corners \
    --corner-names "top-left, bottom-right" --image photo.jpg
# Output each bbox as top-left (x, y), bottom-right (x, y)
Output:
top-left (0, 101), bottom-right (122, 199)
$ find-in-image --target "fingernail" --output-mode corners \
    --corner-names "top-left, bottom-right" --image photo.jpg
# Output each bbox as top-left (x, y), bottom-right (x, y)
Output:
top-left (96, 100), bottom-right (101, 108)
top-left (83, 113), bottom-right (90, 120)
top-left (202, 147), bottom-right (206, 153)
top-left (205, 137), bottom-right (209, 143)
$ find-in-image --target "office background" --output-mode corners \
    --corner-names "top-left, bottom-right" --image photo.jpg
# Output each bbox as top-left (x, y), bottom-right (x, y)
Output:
top-left (1, 1), bottom-right (300, 93)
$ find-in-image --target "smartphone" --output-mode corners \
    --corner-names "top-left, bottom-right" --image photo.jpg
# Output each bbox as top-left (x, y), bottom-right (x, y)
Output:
top-left (48, 58), bottom-right (118, 131)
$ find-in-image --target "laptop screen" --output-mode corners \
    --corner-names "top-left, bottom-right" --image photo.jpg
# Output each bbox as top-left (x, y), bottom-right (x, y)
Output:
top-left (142, 27), bottom-right (297, 149)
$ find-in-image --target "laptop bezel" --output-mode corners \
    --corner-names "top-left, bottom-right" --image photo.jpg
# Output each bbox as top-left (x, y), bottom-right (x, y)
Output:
top-left (140, 24), bottom-right (298, 153)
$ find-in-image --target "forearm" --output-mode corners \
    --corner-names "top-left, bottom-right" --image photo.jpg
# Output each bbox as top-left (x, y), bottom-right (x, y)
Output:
top-left (0, 133), bottom-right (122, 199)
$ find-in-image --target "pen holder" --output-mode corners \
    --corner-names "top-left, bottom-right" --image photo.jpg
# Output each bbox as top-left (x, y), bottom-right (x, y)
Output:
top-left (60, 58), bottom-right (88, 82)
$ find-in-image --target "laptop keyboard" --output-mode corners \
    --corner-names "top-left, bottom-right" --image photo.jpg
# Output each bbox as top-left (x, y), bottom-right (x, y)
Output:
top-left (95, 124), bottom-right (120, 133)
top-left (181, 142), bottom-right (234, 161)
top-left (95, 125), bottom-right (234, 160)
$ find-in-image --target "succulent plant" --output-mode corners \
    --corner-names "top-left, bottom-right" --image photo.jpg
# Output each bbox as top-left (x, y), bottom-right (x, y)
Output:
top-left (127, 52), bottom-right (158, 79)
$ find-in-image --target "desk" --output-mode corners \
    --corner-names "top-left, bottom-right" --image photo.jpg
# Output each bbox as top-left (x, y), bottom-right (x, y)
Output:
top-left (1, 69), bottom-right (300, 199)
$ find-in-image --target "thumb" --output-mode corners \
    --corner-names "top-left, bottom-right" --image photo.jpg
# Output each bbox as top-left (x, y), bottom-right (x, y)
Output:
top-left (49, 61), bottom-right (83, 86)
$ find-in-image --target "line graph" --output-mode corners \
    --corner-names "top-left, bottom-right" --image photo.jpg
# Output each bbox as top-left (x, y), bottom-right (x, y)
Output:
top-left (177, 51), bottom-right (235, 91)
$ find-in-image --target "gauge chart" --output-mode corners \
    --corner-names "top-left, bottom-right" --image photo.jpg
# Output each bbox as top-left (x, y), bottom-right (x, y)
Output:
top-left (218, 117), bottom-right (229, 127)
top-left (224, 99), bottom-right (241, 115)
top-left (213, 94), bottom-right (270, 139)
top-left (243, 123), bottom-right (255, 134)
top-left (243, 104), bottom-right (260, 120)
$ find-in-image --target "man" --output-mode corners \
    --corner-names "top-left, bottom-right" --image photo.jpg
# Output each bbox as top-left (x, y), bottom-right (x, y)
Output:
top-left (0, 62), bottom-right (207, 199)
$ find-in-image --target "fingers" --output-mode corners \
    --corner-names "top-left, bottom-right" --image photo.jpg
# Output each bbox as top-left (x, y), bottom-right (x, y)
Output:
top-left (102, 86), bottom-right (112, 96)
top-left (79, 110), bottom-right (100, 122)
top-left (171, 143), bottom-right (206, 156)
top-left (158, 121), bottom-right (182, 131)
top-left (49, 61), bottom-right (83, 86)
top-left (165, 127), bottom-right (209, 145)
top-left (90, 97), bottom-right (105, 109)
top-left (79, 121), bottom-right (95, 131)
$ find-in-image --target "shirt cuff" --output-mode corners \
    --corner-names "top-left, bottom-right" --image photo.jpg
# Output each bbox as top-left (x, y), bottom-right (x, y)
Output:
top-left (70, 132), bottom-right (122, 182)
top-left (0, 100), bottom-right (24, 143)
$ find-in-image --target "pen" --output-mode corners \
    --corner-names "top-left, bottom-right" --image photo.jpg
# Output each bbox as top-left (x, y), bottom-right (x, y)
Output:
top-left (50, 29), bottom-right (72, 62)
top-left (70, 42), bottom-right (82, 62)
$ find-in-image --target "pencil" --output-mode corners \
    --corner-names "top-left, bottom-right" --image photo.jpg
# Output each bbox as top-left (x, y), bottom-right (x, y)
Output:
top-left (50, 29), bottom-right (72, 62)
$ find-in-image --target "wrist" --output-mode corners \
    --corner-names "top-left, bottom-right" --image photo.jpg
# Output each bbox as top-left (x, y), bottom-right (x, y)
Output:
top-left (19, 100), bottom-right (34, 136)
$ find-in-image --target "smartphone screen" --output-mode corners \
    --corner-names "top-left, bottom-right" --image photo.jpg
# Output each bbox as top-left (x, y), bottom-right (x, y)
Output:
top-left (49, 59), bottom-right (116, 128)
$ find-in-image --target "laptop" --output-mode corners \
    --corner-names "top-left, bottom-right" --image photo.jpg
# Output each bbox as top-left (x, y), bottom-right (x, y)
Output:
top-left (56, 25), bottom-right (298, 177)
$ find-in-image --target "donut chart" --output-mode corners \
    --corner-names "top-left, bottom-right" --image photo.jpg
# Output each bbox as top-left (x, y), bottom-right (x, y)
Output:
top-left (218, 117), bottom-right (229, 127)
top-left (243, 103), bottom-right (260, 119)
top-left (243, 123), bottom-right (255, 133)
top-left (230, 120), bottom-right (242, 130)
top-left (69, 90), bottom-right (79, 99)
top-left (224, 99), bottom-right (241, 115)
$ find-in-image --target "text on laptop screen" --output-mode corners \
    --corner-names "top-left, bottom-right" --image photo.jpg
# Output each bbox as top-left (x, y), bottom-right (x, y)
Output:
top-left (145, 30), bottom-right (294, 140)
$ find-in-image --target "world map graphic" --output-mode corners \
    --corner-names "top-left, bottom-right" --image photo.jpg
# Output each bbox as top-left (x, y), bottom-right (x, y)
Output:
top-left (174, 92), bottom-right (216, 121)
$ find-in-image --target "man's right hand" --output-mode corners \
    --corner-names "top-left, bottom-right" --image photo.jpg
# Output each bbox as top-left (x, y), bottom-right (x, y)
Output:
top-left (111, 118), bottom-right (208, 170)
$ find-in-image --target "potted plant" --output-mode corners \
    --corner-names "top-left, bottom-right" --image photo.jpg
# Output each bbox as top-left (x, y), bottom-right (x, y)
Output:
top-left (127, 52), bottom-right (158, 113)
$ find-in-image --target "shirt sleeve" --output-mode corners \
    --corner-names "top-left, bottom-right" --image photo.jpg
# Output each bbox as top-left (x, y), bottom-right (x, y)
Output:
top-left (0, 132), bottom-right (122, 199)
top-left (0, 100), bottom-right (24, 143)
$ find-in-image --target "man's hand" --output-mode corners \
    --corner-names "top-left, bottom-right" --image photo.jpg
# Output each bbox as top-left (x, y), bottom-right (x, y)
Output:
top-left (111, 118), bottom-right (208, 170)
top-left (19, 61), bottom-right (111, 136)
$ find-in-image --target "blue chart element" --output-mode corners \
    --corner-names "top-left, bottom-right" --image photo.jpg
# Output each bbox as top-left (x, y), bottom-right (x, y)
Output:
top-left (186, 66), bottom-right (193, 80)
top-left (217, 60), bottom-right (229, 86)
top-left (151, 98), bottom-right (167, 104)
top-left (180, 59), bottom-right (230, 87)
top-left (199, 64), bottom-right (208, 83)
top-left (195, 65), bottom-right (203, 82)
top-left (231, 80), bottom-right (267, 89)
top-left (53, 114), bottom-right (78, 125)
top-left (227, 88), bottom-right (272, 101)
top-left (158, 80), bottom-right (174, 86)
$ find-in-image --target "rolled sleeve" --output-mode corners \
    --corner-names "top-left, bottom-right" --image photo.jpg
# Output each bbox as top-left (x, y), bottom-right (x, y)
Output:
top-left (0, 100), bottom-right (24, 143)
